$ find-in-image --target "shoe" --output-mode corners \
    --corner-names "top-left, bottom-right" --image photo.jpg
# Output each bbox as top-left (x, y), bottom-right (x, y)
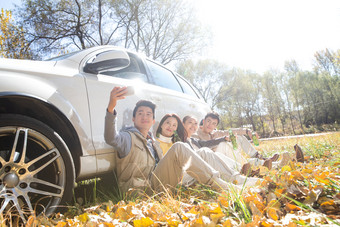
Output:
top-left (279, 152), bottom-right (291, 167)
top-left (294, 144), bottom-right (304, 163)
top-left (263, 159), bottom-right (272, 170)
top-left (241, 163), bottom-right (252, 176)
top-left (250, 168), bottom-right (260, 177)
top-left (269, 153), bottom-right (280, 162)
top-left (254, 152), bottom-right (266, 160)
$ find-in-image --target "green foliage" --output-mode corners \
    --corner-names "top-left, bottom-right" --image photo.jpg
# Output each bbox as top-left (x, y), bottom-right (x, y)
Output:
top-left (176, 48), bottom-right (339, 137)
top-left (176, 59), bottom-right (229, 109)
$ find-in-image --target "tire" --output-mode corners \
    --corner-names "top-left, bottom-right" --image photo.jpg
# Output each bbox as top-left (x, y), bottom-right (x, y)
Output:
top-left (0, 114), bottom-right (75, 222)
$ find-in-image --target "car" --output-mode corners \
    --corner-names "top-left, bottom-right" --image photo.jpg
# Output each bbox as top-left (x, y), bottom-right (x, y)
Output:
top-left (0, 45), bottom-right (210, 221)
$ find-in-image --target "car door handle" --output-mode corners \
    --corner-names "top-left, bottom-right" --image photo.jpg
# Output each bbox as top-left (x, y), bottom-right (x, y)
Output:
top-left (189, 103), bottom-right (196, 108)
top-left (150, 95), bottom-right (161, 101)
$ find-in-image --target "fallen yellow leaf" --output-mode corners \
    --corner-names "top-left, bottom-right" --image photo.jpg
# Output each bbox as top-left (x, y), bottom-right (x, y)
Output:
top-left (222, 218), bottom-right (233, 227)
top-left (285, 203), bottom-right (302, 212)
top-left (211, 213), bottom-right (225, 224)
top-left (282, 165), bottom-right (292, 172)
top-left (218, 196), bottom-right (229, 208)
top-left (267, 208), bottom-right (279, 221)
top-left (55, 221), bottom-right (67, 227)
top-left (78, 213), bottom-right (89, 223)
top-left (133, 217), bottom-right (154, 227)
top-left (261, 220), bottom-right (274, 227)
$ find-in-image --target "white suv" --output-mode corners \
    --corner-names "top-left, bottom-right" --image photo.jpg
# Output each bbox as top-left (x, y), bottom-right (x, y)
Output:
top-left (0, 45), bottom-right (210, 220)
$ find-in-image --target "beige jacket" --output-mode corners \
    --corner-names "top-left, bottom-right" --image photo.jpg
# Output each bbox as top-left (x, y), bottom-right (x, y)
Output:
top-left (115, 131), bottom-right (163, 193)
top-left (104, 111), bottom-right (163, 193)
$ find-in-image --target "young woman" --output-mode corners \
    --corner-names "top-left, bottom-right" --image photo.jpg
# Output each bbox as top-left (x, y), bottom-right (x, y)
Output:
top-left (155, 113), bottom-right (187, 155)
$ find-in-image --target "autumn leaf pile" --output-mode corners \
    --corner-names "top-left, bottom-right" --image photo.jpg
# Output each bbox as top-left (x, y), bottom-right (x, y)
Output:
top-left (18, 133), bottom-right (340, 226)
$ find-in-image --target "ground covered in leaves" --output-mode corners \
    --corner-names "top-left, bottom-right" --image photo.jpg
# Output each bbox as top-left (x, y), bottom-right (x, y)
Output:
top-left (26, 133), bottom-right (340, 226)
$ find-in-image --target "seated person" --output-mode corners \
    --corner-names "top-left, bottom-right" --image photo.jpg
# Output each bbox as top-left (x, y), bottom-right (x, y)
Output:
top-left (193, 112), bottom-right (279, 167)
top-left (193, 112), bottom-right (303, 173)
top-left (154, 113), bottom-right (260, 187)
top-left (183, 115), bottom-right (280, 176)
top-left (155, 113), bottom-right (187, 155)
top-left (105, 88), bottom-right (261, 194)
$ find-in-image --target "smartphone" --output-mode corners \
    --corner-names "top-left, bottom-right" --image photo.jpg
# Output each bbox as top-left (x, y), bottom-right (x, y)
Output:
top-left (124, 86), bottom-right (135, 96)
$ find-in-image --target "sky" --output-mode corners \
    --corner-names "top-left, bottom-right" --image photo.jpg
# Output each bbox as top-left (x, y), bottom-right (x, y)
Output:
top-left (195, 0), bottom-right (340, 72)
top-left (1, 0), bottom-right (340, 73)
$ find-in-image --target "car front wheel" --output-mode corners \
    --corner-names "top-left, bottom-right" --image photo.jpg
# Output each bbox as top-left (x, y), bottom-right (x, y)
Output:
top-left (0, 114), bottom-right (75, 222)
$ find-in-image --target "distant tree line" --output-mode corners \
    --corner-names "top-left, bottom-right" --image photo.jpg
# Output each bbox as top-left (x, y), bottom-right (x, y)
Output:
top-left (177, 49), bottom-right (340, 137)
top-left (1, 1), bottom-right (339, 137)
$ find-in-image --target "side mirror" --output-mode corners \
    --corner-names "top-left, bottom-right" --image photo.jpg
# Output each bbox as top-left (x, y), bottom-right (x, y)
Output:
top-left (84, 49), bottom-right (130, 74)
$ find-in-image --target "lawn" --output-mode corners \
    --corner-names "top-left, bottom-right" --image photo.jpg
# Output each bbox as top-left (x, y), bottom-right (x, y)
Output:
top-left (26, 132), bottom-right (340, 226)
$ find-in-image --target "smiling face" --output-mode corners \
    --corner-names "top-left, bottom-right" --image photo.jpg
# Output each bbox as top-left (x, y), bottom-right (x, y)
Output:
top-left (202, 117), bottom-right (219, 134)
top-left (132, 106), bottom-right (155, 136)
top-left (160, 117), bottom-right (178, 137)
top-left (183, 117), bottom-right (198, 138)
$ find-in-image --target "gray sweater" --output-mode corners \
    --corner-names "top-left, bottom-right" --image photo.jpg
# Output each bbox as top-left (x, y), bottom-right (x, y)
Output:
top-left (186, 137), bottom-right (226, 151)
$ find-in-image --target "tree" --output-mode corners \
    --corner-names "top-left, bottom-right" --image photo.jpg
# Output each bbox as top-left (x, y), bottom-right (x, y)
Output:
top-left (176, 59), bottom-right (228, 109)
top-left (313, 49), bottom-right (340, 123)
top-left (278, 68), bottom-right (296, 134)
top-left (16, 0), bottom-right (209, 62)
top-left (113, 0), bottom-right (209, 64)
top-left (261, 71), bottom-right (279, 135)
top-left (284, 60), bottom-right (305, 133)
top-left (313, 48), bottom-right (340, 77)
top-left (0, 9), bottom-right (32, 59)
top-left (216, 69), bottom-right (261, 131)
top-left (16, 0), bottom-right (123, 58)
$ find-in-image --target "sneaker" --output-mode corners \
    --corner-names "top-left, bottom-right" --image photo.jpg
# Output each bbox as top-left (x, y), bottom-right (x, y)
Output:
top-left (241, 163), bottom-right (252, 176)
top-left (250, 168), bottom-right (260, 177)
top-left (263, 159), bottom-right (272, 170)
top-left (254, 152), bottom-right (266, 160)
top-left (279, 152), bottom-right (291, 167)
top-left (269, 153), bottom-right (280, 162)
top-left (294, 144), bottom-right (304, 163)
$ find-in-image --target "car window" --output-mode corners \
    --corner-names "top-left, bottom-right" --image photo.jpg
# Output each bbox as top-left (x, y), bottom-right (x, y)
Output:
top-left (145, 60), bottom-right (183, 92)
top-left (101, 53), bottom-right (148, 82)
top-left (176, 75), bottom-right (200, 98)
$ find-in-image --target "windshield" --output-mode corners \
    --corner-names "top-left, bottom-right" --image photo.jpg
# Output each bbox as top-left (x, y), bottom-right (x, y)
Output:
top-left (45, 50), bottom-right (82, 61)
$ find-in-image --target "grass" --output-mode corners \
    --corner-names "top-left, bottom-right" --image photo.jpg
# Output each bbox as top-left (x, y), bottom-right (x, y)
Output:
top-left (67, 132), bottom-right (340, 225)
top-left (6, 132), bottom-right (339, 225)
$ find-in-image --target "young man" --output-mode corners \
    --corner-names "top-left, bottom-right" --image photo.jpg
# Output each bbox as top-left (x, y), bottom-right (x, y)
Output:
top-left (193, 112), bottom-right (280, 169)
top-left (193, 112), bottom-right (303, 172)
top-left (104, 87), bottom-right (260, 194)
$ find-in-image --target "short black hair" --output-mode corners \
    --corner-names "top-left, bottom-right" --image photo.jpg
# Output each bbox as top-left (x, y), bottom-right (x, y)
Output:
top-left (133, 100), bottom-right (156, 119)
top-left (204, 112), bottom-right (220, 125)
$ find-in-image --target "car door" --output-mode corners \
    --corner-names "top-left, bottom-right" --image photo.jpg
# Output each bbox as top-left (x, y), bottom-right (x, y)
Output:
top-left (83, 50), bottom-right (166, 173)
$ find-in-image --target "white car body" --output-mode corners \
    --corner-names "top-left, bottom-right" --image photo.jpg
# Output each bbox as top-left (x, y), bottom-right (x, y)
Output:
top-left (0, 45), bottom-right (210, 219)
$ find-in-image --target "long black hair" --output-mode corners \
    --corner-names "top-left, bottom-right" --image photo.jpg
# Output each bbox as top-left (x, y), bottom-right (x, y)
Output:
top-left (156, 113), bottom-right (187, 143)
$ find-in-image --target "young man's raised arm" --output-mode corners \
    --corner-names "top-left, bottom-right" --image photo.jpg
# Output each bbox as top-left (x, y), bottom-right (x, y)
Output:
top-left (104, 87), bottom-right (131, 158)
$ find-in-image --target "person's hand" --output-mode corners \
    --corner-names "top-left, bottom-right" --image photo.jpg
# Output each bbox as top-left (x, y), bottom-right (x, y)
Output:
top-left (107, 87), bottom-right (129, 113)
top-left (224, 136), bottom-right (231, 142)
